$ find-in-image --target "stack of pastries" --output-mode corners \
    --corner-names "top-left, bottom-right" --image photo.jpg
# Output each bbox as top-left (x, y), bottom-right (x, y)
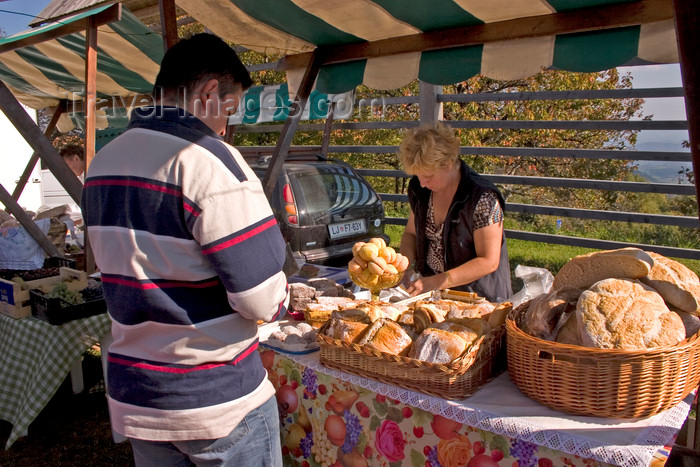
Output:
top-left (321, 294), bottom-right (512, 364)
top-left (520, 248), bottom-right (700, 350)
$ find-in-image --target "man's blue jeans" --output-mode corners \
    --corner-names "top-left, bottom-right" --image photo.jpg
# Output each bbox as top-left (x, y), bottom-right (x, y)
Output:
top-left (129, 396), bottom-right (282, 467)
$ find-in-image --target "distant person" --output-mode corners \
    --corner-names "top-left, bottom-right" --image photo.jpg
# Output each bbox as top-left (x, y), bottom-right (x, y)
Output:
top-left (59, 142), bottom-right (85, 178)
top-left (82, 33), bottom-right (289, 466)
top-left (399, 123), bottom-right (513, 302)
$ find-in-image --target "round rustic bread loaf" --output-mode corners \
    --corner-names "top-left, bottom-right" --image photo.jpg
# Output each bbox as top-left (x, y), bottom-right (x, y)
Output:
top-left (576, 278), bottom-right (685, 349)
top-left (552, 247), bottom-right (654, 291)
top-left (641, 251), bottom-right (700, 315)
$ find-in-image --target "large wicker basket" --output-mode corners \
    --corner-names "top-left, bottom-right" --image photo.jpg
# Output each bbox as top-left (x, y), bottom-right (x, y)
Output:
top-left (317, 322), bottom-right (506, 399)
top-left (506, 301), bottom-right (700, 418)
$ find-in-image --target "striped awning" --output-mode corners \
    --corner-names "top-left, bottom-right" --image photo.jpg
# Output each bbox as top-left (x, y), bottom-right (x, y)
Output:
top-left (177, 0), bottom-right (679, 94)
top-left (0, 5), bottom-right (163, 113)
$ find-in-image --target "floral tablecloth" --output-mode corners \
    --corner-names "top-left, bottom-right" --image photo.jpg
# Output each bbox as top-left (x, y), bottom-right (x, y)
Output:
top-left (259, 322), bottom-right (690, 467)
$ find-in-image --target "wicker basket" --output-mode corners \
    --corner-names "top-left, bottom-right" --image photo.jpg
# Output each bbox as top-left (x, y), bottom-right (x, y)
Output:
top-left (506, 301), bottom-right (700, 418)
top-left (317, 321), bottom-right (506, 399)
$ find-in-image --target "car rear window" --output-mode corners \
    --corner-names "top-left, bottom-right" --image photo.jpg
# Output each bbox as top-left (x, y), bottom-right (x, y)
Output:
top-left (292, 167), bottom-right (379, 216)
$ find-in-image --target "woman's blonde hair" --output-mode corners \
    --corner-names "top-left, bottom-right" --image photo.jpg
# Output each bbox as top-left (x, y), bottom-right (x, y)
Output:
top-left (398, 122), bottom-right (460, 175)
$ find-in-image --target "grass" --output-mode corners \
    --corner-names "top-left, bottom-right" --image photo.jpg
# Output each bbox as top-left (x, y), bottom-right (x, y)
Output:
top-left (386, 224), bottom-right (700, 277)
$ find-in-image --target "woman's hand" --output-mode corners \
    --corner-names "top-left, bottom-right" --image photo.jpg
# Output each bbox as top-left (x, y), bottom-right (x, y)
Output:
top-left (406, 274), bottom-right (444, 296)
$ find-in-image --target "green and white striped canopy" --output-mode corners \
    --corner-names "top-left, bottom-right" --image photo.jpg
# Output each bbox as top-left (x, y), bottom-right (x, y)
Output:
top-left (0, 4), bottom-right (163, 119)
top-left (179, 0), bottom-right (679, 94)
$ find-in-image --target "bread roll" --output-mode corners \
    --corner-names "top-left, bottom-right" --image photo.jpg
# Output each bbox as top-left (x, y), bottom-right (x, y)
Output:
top-left (641, 251), bottom-right (700, 314)
top-left (552, 248), bottom-right (654, 291)
top-left (522, 286), bottom-right (581, 341)
top-left (357, 318), bottom-right (413, 355)
top-left (323, 317), bottom-right (368, 343)
top-left (576, 278), bottom-right (685, 349)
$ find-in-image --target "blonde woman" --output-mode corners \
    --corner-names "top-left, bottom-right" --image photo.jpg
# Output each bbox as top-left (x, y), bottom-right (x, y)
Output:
top-left (399, 123), bottom-right (512, 302)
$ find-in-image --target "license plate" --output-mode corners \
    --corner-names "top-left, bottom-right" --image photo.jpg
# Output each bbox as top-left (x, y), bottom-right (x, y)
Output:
top-left (328, 219), bottom-right (366, 239)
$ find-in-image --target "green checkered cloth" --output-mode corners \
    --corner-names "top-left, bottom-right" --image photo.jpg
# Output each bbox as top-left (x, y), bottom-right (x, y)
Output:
top-left (0, 313), bottom-right (111, 449)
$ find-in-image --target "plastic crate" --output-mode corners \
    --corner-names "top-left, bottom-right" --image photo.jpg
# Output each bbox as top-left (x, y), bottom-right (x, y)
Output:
top-left (0, 267), bottom-right (86, 319)
top-left (30, 290), bottom-right (107, 325)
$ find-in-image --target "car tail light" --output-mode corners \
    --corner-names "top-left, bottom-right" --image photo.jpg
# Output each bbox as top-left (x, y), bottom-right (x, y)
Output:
top-left (283, 184), bottom-right (294, 204)
top-left (283, 183), bottom-right (298, 224)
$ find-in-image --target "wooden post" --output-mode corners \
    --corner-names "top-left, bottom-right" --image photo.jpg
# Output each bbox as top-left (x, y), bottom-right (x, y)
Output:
top-left (7, 101), bottom-right (65, 210)
top-left (0, 82), bottom-right (82, 204)
top-left (320, 101), bottom-right (335, 157)
top-left (159, 0), bottom-right (179, 51)
top-left (419, 81), bottom-right (443, 127)
top-left (84, 17), bottom-right (97, 172)
top-left (262, 50), bottom-right (323, 198)
top-left (672, 0), bottom-right (700, 226)
top-left (0, 184), bottom-right (61, 257)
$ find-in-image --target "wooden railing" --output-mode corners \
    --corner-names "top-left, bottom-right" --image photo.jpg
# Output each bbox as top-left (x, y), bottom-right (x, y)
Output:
top-left (236, 84), bottom-right (699, 259)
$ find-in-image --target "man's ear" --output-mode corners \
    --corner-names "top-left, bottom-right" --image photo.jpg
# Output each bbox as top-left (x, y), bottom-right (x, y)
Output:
top-left (200, 78), bottom-right (220, 99)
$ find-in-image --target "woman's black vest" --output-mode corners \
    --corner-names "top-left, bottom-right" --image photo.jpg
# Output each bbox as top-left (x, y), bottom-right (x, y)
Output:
top-left (407, 160), bottom-right (513, 302)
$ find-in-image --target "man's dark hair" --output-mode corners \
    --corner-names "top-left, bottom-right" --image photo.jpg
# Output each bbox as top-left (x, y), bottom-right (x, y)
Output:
top-left (59, 142), bottom-right (85, 160)
top-left (154, 33), bottom-right (253, 99)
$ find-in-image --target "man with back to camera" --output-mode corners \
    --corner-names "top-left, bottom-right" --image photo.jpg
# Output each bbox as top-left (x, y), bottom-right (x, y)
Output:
top-left (81, 33), bottom-right (289, 466)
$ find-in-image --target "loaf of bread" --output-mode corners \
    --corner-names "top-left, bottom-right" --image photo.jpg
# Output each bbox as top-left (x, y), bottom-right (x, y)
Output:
top-left (640, 251), bottom-right (700, 314)
top-left (412, 302), bottom-right (447, 333)
top-left (554, 312), bottom-right (581, 346)
top-left (673, 309), bottom-right (700, 339)
top-left (323, 317), bottom-right (369, 343)
top-left (354, 300), bottom-right (404, 322)
top-left (331, 308), bottom-right (373, 324)
top-left (408, 321), bottom-right (481, 364)
top-left (444, 317), bottom-right (491, 336)
top-left (445, 300), bottom-right (495, 320)
top-left (552, 248), bottom-right (654, 291)
top-left (357, 318), bottom-right (413, 355)
top-left (522, 286), bottom-right (581, 341)
top-left (576, 278), bottom-right (685, 349)
top-left (485, 302), bottom-right (513, 328)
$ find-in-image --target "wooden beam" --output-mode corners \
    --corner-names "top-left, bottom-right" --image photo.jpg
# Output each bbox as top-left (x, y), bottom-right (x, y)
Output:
top-left (320, 102), bottom-right (335, 157)
top-left (0, 82), bottom-right (83, 204)
top-left (8, 101), bottom-right (65, 209)
top-left (672, 0), bottom-right (700, 224)
top-left (159, 0), bottom-right (179, 51)
top-left (84, 16), bottom-right (97, 172)
top-left (419, 81), bottom-right (442, 127)
top-left (0, 4), bottom-right (121, 54)
top-left (263, 50), bottom-right (323, 198)
top-left (279, 0), bottom-right (674, 70)
top-left (0, 184), bottom-right (61, 258)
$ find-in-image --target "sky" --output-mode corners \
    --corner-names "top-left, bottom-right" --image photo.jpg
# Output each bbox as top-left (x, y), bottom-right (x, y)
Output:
top-left (0, 0), bottom-right (691, 210)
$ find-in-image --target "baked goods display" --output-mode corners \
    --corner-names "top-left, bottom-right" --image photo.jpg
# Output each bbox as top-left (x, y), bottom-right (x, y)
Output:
top-left (508, 249), bottom-right (700, 418)
top-left (524, 248), bottom-right (699, 350)
top-left (348, 237), bottom-right (409, 298)
top-left (319, 291), bottom-right (511, 364)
